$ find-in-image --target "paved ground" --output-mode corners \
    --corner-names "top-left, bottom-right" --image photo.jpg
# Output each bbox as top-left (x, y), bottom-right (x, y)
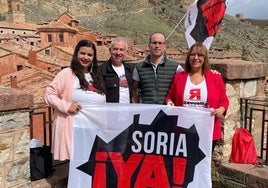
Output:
top-left (25, 162), bottom-right (69, 188)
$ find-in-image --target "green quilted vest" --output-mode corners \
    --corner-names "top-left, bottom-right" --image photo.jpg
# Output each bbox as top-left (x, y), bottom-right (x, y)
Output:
top-left (136, 56), bottom-right (178, 104)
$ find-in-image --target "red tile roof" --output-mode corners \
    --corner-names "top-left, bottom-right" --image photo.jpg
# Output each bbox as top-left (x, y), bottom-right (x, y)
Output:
top-left (37, 20), bottom-right (79, 33)
top-left (0, 21), bottom-right (37, 30)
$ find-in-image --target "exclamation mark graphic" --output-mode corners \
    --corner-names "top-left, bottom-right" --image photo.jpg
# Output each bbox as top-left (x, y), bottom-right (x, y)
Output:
top-left (172, 157), bottom-right (187, 188)
top-left (93, 152), bottom-right (108, 188)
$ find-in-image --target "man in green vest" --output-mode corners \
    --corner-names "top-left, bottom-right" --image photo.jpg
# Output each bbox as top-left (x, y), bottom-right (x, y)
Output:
top-left (132, 32), bottom-right (184, 104)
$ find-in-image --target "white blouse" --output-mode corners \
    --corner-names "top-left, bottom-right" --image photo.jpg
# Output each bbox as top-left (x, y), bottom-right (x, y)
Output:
top-left (183, 75), bottom-right (208, 108)
top-left (72, 73), bottom-right (106, 104)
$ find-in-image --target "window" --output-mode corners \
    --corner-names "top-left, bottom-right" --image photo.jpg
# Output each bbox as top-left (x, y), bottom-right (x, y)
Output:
top-left (59, 33), bottom-right (64, 42)
top-left (45, 49), bottom-right (50, 55)
top-left (47, 34), bottom-right (52, 42)
top-left (17, 65), bottom-right (23, 71)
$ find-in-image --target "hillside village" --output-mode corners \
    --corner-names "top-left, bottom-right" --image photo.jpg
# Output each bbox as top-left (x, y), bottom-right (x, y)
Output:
top-left (0, 0), bottom-right (242, 105)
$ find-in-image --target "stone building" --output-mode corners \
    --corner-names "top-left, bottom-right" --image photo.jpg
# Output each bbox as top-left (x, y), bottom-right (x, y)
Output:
top-left (6, 0), bottom-right (25, 23)
top-left (0, 0), bottom-right (39, 46)
top-left (36, 12), bottom-right (100, 48)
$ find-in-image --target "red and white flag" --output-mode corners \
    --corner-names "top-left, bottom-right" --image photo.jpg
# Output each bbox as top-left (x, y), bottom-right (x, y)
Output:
top-left (185, 0), bottom-right (226, 50)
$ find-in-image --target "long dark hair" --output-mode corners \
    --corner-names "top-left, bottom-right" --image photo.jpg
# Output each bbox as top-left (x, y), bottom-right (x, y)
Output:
top-left (70, 40), bottom-right (105, 93)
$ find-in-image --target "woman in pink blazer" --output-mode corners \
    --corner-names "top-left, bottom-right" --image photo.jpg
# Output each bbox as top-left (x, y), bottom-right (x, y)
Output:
top-left (45, 40), bottom-right (105, 160)
top-left (165, 42), bottom-right (229, 152)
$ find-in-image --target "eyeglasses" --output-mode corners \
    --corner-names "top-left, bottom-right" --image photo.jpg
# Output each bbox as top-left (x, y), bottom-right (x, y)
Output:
top-left (150, 42), bottom-right (165, 45)
top-left (190, 53), bottom-right (205, 57)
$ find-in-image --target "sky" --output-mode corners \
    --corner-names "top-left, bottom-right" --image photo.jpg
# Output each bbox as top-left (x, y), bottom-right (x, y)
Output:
top-left (225, 0), bottom-right (268, 19)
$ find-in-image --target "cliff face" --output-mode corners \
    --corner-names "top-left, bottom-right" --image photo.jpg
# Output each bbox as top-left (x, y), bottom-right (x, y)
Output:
top-left (1, 0), bottom-right (267, 62)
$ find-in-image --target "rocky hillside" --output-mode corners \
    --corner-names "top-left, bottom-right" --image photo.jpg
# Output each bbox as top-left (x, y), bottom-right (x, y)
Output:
top-left (2, 0), bottom-right (268, 62)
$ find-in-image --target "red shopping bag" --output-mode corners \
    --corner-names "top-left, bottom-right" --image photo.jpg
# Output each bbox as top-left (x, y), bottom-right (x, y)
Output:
top-left (229, 128), bottom-right (258, 164)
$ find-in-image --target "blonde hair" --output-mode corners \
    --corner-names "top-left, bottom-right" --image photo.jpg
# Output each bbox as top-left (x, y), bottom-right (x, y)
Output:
top-left (184, 42), bottom-right (210, 73)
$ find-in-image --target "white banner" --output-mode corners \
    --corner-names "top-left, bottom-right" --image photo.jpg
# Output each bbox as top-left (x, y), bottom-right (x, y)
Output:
top-left (68, 103), bottom-right (214, 188)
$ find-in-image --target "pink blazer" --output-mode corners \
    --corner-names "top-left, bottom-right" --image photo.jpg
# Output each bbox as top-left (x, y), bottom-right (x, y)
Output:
top-left (44, 68), bottom-right (75, 160)
top-left (165, 70), bottom-right (229, 140)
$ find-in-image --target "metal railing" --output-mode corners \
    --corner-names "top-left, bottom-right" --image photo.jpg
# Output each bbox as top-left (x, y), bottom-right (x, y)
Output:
top-left (240, 96), bottom-right (268, 165)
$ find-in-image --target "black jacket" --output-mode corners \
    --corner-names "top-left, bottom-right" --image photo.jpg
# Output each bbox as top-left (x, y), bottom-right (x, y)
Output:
top-left (98, 59), bottom-right (134, 103)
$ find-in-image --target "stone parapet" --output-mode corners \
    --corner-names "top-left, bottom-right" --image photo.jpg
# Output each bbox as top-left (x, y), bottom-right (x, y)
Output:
top-left (0, 127), bottom-right (30, 188)
top-left (218, 163), bottom-right (268, 188)
top-left (210, 59), bottom-right (268, 80)
top-left (0, 87), bottom-right (33, 187)
top-left (208, 60), bottom-right (268, 184)
top-left (0, 87), bottom-right (33, 111)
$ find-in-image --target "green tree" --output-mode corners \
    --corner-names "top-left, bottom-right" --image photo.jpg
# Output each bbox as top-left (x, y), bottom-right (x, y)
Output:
top-left (0, 14), bottom-right (6, 21)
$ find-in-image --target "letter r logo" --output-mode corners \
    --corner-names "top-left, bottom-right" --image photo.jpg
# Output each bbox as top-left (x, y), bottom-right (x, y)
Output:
top-left (189, 89), bottom-right (201, 100)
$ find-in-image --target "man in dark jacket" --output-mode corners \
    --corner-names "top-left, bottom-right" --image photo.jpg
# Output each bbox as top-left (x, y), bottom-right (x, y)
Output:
top-left (98, 37), bottom-right (133, 187)
top-left (98, 37), bottom-right (133, 103)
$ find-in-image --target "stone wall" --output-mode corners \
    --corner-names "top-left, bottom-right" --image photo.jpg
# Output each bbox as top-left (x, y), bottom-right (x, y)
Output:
top-left (219, 163), bottom-right (268, 188)
top-left (0, 87), bottom-right (33, 188)
top-left (210, 59), bottom-right (268, 183)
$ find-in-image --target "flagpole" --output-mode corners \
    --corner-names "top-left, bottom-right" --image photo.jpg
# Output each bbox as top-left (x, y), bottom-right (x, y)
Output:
top-left (166, 12), bottom-right (187, 41)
